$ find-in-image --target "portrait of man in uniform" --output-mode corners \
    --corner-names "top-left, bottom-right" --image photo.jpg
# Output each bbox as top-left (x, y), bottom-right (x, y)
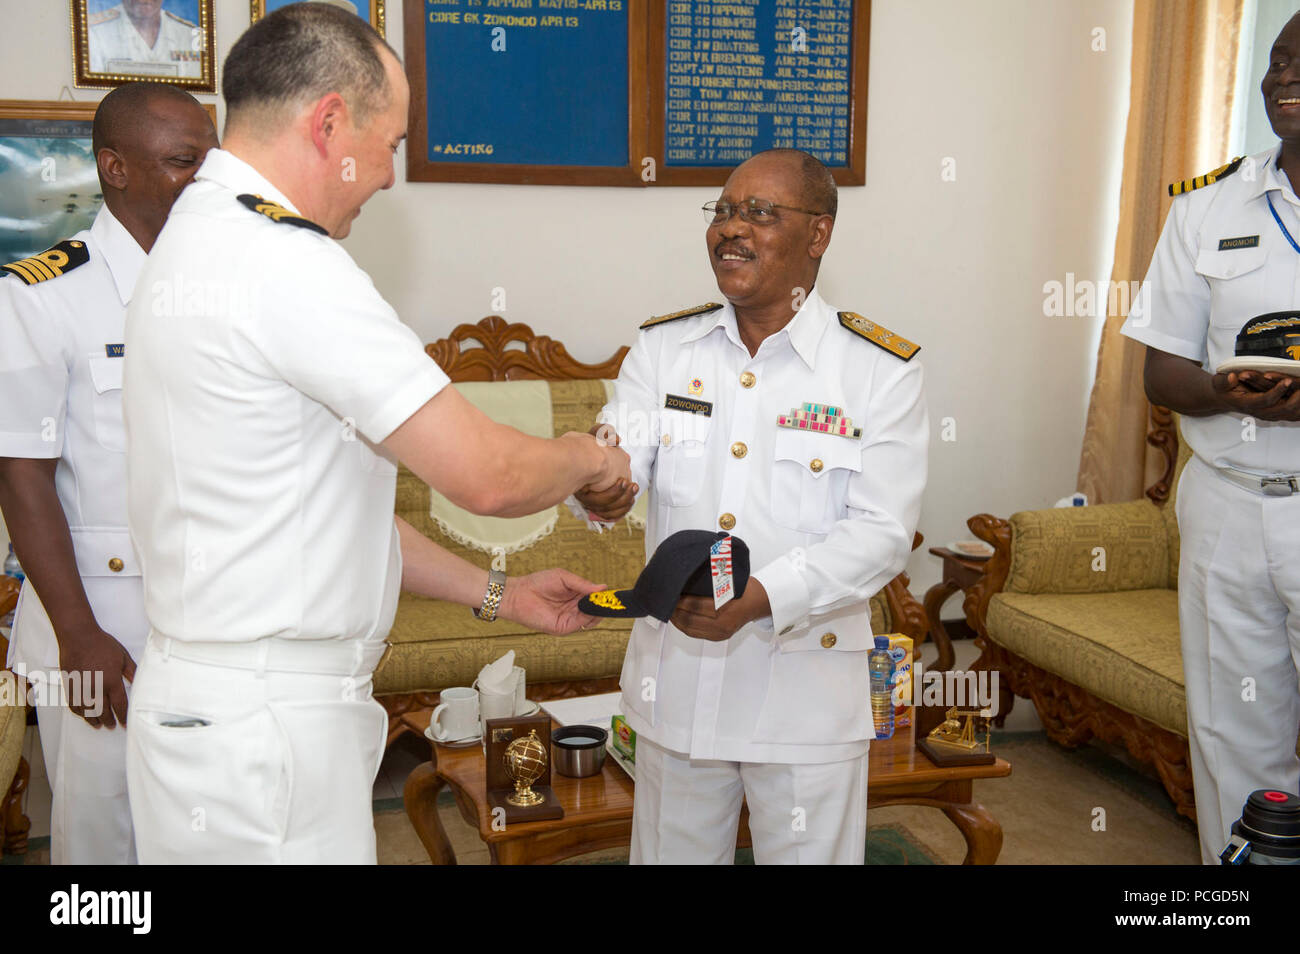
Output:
top-left (76, 0), bottom-right (214, 92)
top-left (255, 0), bottom-right (384, 37)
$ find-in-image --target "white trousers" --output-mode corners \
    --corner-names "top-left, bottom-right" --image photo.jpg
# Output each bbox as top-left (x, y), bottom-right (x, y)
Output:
top-left (1176, 457), bottom-right (1300, 864)
top-left (38, 700), bottom-right (136, 865)
top-left (125, 636), bottom-right (388, 864)
top-left (629, 736), bottom-right (868, 864)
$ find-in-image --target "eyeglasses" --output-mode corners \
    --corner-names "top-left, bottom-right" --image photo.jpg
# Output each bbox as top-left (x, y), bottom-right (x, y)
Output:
top-left (702, 197), bottom-right (829, 226)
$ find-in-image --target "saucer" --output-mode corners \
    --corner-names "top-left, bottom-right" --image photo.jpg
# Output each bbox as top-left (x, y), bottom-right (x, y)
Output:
top-left (518, 700), bottom-right (540, 716)
top-left (424, 725), bottom-right (482, 747)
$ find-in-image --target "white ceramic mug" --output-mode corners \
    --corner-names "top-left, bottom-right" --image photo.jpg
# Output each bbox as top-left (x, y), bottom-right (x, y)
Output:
top-left (430, 687), bottom-right (479, 742)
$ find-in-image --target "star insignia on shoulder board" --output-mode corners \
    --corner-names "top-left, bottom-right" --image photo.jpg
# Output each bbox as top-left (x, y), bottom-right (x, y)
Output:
top-left (838, 311), bottom-right (920, 361)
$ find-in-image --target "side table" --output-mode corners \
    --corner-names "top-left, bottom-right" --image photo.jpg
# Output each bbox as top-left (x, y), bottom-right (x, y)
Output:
top-left (922, 547), bottom-right (990, 673)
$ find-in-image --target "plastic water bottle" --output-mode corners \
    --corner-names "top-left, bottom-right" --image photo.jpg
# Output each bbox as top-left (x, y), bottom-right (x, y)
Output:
top-left (1, 544), bottom-right (21, 631)
top-left (869, 635), bottom-right (895, 739)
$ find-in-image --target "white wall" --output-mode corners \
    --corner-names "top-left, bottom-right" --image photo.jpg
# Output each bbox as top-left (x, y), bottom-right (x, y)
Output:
top-left (0, 0), bottom-right (1133, 596)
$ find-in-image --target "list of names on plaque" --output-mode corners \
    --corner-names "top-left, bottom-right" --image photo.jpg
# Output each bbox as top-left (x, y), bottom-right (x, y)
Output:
top-left (665, 0), bottom-right (853, 167)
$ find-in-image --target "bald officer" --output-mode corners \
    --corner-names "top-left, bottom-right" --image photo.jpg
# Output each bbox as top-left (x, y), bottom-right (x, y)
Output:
top-left (89, 1), bottom-right (202, 78)
top-left (123, 4), bottom-right (629, 864)
top-left (0, 84), bottom-right (217, 864)
top-left (575, 150), bottom-right (928, 864)
top-left (1123, 11), bottom-right (1300, 863)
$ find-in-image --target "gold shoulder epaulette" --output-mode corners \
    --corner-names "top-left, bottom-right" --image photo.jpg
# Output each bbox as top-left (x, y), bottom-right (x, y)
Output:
top-left (838, 312), bottom-right (920, 361)
top-left (88, 8), bottom-right (120, 26)
top-left (1, 240), bottom-right (90, 286)
top-left (1168, 156), bottom-right (1245, 197)
top-left (236, 194), bottom-right (328, 236)
top-left (640, 302), bottom-right (723, 330)
top-left (164, 10), bottom-right (198, 27)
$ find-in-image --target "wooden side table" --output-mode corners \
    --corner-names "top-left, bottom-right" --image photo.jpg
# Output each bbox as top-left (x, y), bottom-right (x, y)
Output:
top-left (922, 547), bottom-right (991, 673)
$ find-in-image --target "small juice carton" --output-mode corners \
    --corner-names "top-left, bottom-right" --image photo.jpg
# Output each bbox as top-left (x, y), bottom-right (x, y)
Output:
top-left (887, 634), bottom-right (913, 727)
top-left (611, 714), bottom-right (637, 764)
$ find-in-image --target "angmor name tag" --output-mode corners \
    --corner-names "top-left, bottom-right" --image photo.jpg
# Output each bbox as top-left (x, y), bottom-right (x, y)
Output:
top-left (1218, 235), bottom-right (1260, 250)
top-left (664, 393), bottom-right (712, 417)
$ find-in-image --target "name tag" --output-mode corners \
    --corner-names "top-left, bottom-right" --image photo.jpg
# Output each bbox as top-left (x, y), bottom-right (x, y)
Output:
top-left (105, 343), bottom-right (124, 357)
top-left (1218, 235), bottom-right (1260, 250)
top-left (664, 393), bottom-right (712, 417)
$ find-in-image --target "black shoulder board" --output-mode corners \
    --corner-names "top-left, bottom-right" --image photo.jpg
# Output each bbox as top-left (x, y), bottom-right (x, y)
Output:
top-left (640, 302), bottom-right (723, 330)
top-left (1168, 157), bottom-right (1245, 197)
top-left (1, 240), bottom-right (90, 285)
top-left (838, 311), bottom-right (920, 360)
top-left (236, 194), bottom-right (329, 235)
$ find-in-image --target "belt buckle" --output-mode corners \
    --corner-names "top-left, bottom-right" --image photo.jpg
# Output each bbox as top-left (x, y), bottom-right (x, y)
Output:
top-left (1260, 476), bottom-right (1298, 496)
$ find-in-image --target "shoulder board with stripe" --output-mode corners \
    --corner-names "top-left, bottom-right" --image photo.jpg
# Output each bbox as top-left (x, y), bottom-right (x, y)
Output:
top-left (1, 240), bottom-right (90, 286)
top-left (1168, 156), bottom-right (1245, 197)
top-left (640, 302), bottom-right (723, 330)
top-left (88, 8), bottom-right (120, 26)
top-left (164, 10), bottom-right (198, 28)
top-left (838, 311), bottom-right (920, 360)
top-left (236, 194), bottom-right (328, 235)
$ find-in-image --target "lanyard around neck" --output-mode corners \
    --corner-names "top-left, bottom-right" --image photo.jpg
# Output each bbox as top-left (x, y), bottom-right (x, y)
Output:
top-left (1267, 192), bottom-right (1300, 254)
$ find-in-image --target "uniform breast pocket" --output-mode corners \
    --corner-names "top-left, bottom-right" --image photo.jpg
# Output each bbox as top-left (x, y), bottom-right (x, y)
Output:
top-left (86, 354), bottom-right (125, 452)
top-left (654, 409), bottom-right (711, 507)
top-left (1194, 247), bottom-right (1270, 327)
top-left (770, 429), bottom-right (862, 534)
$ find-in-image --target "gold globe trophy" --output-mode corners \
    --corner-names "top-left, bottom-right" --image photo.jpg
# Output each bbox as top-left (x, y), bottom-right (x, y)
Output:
top-left (504, 729), bottom-right (548, 807)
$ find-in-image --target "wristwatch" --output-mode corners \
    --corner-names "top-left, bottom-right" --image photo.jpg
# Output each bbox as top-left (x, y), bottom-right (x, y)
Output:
top-left (473, 569), bottom-right (507, 622)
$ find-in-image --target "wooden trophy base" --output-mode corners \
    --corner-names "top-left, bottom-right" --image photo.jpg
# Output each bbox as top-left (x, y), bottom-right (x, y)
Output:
top-left (917, 738), bottom-right (996, 768)
top-left (487, 785), bottom-right (564, 824)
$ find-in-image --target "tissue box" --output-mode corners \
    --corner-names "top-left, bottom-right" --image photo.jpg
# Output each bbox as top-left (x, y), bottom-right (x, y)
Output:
top-left (887, 634), bottom-right (913, 727)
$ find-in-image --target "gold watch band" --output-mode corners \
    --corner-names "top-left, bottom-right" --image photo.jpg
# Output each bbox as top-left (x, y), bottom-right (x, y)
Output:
top-left (473, 569), bottom-right (507, 622)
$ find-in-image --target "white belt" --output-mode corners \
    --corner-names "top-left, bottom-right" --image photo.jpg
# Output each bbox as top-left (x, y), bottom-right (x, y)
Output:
top-left (1215, 465), bottom-right (1300, 497)
top-left (148, 633), bottom-right (391, 677)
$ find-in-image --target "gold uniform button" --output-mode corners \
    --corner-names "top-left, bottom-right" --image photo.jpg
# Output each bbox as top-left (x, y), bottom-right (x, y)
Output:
top-left (810, 458), bottom-right (824, 473)
top-left (719, 513), bottom-right (736, 531)
top-left (661, 434), bottom-right (672, 446)
top-left (730, 441), bottom-right (748, 459)
top-left (820, 632), bottom-right (837, 648)
top-left (739, 371), bottom-right (756, 389)
top-left (108, 558), bottom-right (124, 573)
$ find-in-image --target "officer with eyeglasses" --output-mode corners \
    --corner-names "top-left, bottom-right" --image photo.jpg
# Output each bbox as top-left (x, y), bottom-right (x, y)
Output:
top-left (571, 148), bottom-right (928, 864)
top-left (1123, 10), bottom-right (1300, 864)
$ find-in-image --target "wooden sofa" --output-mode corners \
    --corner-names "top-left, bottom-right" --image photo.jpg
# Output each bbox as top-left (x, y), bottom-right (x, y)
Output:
top-left (374, 317), bottom-right (928, 745)
top-left (964, 407), bottom-right (1300, 822)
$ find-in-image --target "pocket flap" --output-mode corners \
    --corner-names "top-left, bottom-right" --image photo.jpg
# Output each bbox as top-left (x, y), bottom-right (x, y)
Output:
top-left (660, 408), bottom-right (711, 446)
top-left (87, 354), bottom-right (124, 394)
top-left (774, 428), bottom-right (862, 478)
top-left (1194, 246), bottom-right (1267, 280)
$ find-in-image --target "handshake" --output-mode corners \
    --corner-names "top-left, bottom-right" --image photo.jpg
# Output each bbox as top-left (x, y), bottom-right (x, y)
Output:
top-left (571, 424), bottom-right (638, 522)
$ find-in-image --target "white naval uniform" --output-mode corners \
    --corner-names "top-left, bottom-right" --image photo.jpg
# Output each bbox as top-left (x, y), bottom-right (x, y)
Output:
top-left (1122, 147), bottom-right (1300, 864)
top-left (123, 149), bottom-right (448, 864)
top-left (0, 206), bottom-right (147, 864)
top-left (88, 4), bottom-right (202, 78)
top-left (597, 288), bottom-right (928, 863)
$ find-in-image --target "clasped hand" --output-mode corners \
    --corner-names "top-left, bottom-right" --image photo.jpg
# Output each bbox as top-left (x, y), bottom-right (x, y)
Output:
top-left (575, 425), bottom-right (638, 521)
top-left (1213, 370), bottom-right (1300, 421)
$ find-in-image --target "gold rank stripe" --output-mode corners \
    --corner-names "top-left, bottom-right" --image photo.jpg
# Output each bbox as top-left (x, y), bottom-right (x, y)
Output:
top-left (1168, 156), bottom-right (1245, 197)
top-left (838, 311), bottom-right (920, 361)
top-left (640, 302), bottom-right (723, 330)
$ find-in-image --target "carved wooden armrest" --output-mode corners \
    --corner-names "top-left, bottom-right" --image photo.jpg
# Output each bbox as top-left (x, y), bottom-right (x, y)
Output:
top-left (962, 514), bottom-right (1011, 641)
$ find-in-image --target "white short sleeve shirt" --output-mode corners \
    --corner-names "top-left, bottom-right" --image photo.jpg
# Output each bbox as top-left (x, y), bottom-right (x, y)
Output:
top-left (124, 149), bottom-right (448, 644)
top-left (1122, 148), bottom-right (1300, 473)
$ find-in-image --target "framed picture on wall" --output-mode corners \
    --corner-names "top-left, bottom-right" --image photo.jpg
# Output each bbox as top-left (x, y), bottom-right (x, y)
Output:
top-left (71, 0), bottom-right (216, 92)
top-left (251, 0), bottom-right (386, 38)
top-left (0, 99), bottom-right (218, 265)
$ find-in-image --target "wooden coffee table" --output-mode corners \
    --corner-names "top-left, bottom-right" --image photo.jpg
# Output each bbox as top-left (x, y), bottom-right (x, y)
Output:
top-left (401, 708), bottom-right (1011, 865)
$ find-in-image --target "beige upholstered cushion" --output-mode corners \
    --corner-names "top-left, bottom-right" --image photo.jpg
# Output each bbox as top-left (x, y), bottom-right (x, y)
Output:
top-left (986, 589), bottom-right (1186, 737)
top-left (1006, 500), bottom-right (1172, 595)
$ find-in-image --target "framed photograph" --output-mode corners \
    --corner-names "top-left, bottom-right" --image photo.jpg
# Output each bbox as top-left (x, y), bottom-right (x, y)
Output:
top-left (251, 0), bottom-right (386, 38)
top-left (0, 99), bottom-right (218, 265)
top-left (71, 1), bottom-right (216, 92)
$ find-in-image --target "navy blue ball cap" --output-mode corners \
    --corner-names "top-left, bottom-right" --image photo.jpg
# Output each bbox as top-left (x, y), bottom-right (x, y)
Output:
top-left (579, 530), bottom-right (749, 622)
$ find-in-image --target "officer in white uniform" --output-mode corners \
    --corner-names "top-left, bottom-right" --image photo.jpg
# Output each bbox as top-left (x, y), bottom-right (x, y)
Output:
top-left (1122, 11), bottom-right (1300, 864)
top-left (123, 4), bottom-right (627, 864)
top-left (0, 84), bottom-right (217, 864)
top-left (89, 2), bottom-right (202, 78)
top-left (575, 150), bottom-right (928, 864)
